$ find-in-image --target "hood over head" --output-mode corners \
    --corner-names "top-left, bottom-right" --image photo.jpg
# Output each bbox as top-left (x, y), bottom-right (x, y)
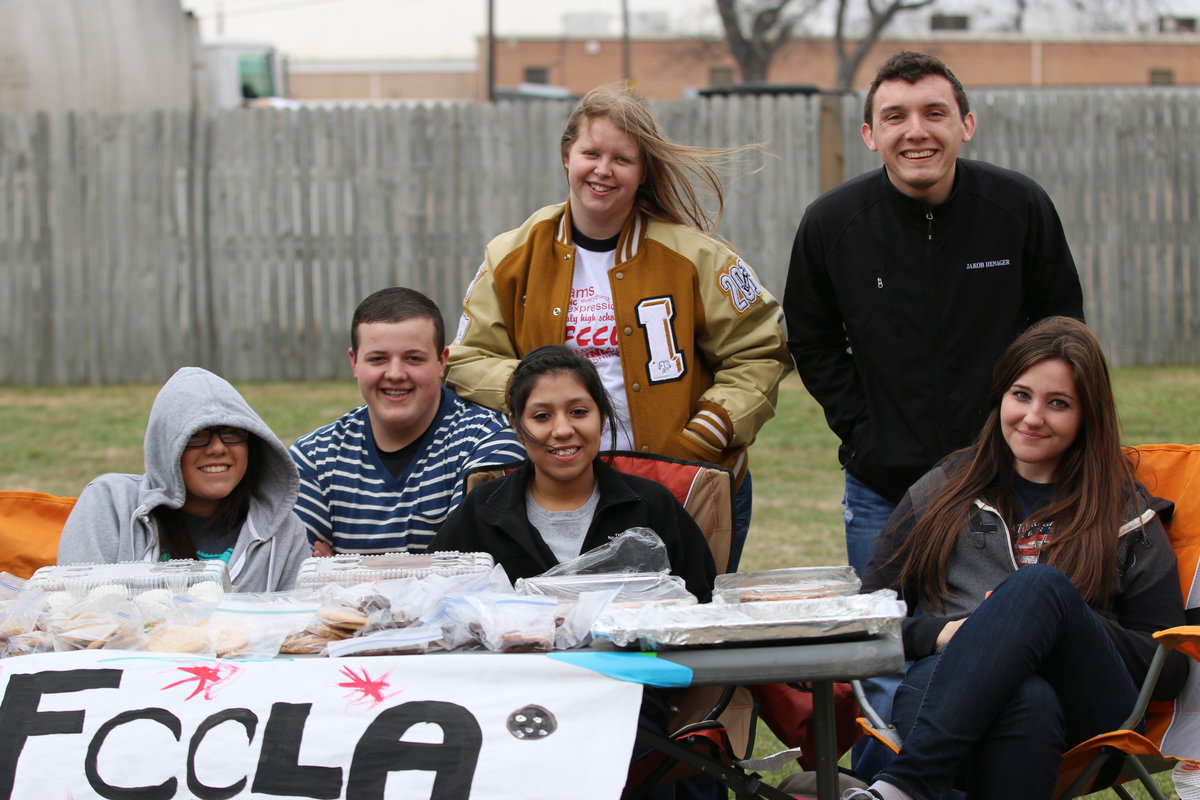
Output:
top-left (140, 367), bottom-right (299, 540)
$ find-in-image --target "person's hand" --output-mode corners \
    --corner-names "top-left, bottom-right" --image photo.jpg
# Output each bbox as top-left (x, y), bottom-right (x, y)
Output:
top-left (936, 590), bottom-right (994, 649)
top-left (312, 540), bottom-right (333, 558)
top-left (936, 618), bottom-right (967, 648)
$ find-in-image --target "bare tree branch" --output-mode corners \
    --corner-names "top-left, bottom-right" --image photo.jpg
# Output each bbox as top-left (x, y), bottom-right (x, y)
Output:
top-left (715, 0), bottom-right (823, 84)
top-left (833, 0), bottom-right (934, 90)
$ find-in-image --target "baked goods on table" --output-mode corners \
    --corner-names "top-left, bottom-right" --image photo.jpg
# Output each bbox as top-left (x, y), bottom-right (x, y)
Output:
top-left (0, 560), bottom-right (901, 658)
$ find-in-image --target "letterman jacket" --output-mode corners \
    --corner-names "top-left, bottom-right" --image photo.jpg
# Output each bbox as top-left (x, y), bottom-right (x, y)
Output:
top-left (447, 201), bottom-right (792, 484)
top-left (784, 159), bottom-right (1084, 502)
top-left (861, 455), bottom-right (1189, 701)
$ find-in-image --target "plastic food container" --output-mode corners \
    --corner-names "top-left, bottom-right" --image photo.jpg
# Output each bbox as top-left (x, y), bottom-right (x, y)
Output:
top-left (28, 560), bottom-right (232, 598)
top-left (713, 566), bottom-right (861, 603)
top-left (516, 572), bottom-right (696, 606)
top-left (294, 551), bottom-right (495, 588)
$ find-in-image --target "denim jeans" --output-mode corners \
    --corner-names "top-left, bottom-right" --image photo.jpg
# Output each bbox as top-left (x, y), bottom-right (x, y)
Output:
top-left (843, 471), bottom-right (902, 780)
top-left (727, 471), bottom-right (753, 573)
top-left (880, 565), bottom-right (1139, 800)
top-left (842, 470), bottom-right (896, 577)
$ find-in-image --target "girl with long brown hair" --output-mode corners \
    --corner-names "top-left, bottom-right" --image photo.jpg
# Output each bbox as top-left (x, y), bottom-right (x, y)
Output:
top-left (847, 316), bottom-right (1188, 800)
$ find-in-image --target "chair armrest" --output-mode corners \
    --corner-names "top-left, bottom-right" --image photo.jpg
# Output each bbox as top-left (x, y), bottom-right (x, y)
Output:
top-left (1152, 625), bottom-right (1200, 661)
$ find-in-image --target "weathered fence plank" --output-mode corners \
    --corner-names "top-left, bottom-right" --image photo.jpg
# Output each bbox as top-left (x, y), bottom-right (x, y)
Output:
top-left (0, 90), bottom-right (1197, 384)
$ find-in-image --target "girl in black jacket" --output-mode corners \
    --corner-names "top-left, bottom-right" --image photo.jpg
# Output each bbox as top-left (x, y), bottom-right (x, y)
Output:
top-left (431, 345), bottom-right (716, 601)
top-left (848, 317), bottom-right (1187, 800)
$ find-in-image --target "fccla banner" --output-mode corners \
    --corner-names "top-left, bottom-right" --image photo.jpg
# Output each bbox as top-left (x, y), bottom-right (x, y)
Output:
top-left (0, 650), bottom-right (643, 799)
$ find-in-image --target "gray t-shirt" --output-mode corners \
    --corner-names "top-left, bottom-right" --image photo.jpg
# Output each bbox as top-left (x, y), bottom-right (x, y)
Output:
top-left (526, 484), bottom-right (601, 565)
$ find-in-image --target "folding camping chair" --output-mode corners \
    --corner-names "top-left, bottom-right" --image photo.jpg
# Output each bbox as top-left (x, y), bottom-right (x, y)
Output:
top-left (853, 443), bottom-right (1200, 800)
top-left (0, 490), bottom-right (76, 578)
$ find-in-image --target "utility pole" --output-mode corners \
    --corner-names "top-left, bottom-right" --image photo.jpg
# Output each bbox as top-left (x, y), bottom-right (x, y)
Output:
top-left (486, 0), bottom-right (496, 102)
top-left (621, 0), bottom-right (631, 82)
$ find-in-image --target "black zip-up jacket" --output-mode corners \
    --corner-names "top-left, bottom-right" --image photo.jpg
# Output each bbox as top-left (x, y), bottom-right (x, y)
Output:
top-left (784, 160), bottom-right (1084, 502)
top-left (430, 459), bottom-right (717, 602)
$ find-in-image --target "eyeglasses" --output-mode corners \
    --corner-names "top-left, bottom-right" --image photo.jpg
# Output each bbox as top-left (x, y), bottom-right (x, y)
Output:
top-left (185, 427), bottom-right (250, 448)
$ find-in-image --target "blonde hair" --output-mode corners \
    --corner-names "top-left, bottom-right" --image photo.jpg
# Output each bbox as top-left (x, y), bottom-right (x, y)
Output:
top-left (559, 83), bottom-right (760, 234)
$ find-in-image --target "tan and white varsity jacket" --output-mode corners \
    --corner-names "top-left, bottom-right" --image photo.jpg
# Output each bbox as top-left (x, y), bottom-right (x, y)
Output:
top-left (447, 201), bottom-right (792, 483)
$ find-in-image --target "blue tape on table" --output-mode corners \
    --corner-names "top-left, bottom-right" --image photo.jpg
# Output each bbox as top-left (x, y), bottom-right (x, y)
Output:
top-left (548, 651), bottom-right (693, 687)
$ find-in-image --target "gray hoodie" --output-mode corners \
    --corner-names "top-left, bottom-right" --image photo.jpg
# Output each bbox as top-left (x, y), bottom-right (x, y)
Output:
top-left (57, 367), bottom-right (309, 592)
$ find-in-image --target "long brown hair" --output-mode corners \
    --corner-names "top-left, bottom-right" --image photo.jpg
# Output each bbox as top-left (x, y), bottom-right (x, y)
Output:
top-left (895, 316), bottom-right (1136, 610)
top-left (559, 82), bottom-right (761, 234)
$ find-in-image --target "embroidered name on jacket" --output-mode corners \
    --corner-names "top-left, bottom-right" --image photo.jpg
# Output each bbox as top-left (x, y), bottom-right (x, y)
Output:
top-left (719, 259), bottom-right (763, 314)
top-left (965, 258), bottom-right (1012, 270)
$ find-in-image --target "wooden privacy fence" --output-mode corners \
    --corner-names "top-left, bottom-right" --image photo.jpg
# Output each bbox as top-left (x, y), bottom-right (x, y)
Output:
top-left (0, 88), bottom-right (1196, 385)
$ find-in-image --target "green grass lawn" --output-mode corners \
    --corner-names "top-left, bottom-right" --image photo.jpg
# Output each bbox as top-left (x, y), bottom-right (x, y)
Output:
top-left (1, 366), bottom-right (1197, 798)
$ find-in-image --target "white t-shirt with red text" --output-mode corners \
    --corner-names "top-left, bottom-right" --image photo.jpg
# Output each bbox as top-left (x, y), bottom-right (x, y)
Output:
top-left (566, 244), bottom-right (634, 450)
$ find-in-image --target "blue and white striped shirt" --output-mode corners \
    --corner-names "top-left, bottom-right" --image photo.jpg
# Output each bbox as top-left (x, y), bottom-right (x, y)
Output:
top-left (289, 388), bottom-right (524, 554)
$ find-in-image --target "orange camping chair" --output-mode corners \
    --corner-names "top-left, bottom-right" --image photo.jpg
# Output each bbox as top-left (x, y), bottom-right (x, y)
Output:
top-left (0, 491), bottom-right (75, 578)
top-left (853, 443), bottom-right (1200, 799)
top-left (1054, 443), bottom-right (1200, 798)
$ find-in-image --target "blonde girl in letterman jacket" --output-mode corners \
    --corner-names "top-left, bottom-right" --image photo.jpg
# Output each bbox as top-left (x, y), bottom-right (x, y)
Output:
top-left (447, 83), bottom-right (791, 569)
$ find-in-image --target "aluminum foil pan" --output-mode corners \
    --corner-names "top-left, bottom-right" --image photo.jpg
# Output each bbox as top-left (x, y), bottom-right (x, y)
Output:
top-left (713, 566), bottom-right (861, 603)
top-left (593, 590), bottom-right (905, 650)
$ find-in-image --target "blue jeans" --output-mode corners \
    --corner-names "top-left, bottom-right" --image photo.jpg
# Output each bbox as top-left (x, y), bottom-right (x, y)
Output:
top-left (727, 471), bottom-right (753, 572)
top-left (881, 565), bottom-right (1139, 800)
top-left (843, 471), bottom-right (901, 780)
top-left (842, 471), bottom-right (896, 577)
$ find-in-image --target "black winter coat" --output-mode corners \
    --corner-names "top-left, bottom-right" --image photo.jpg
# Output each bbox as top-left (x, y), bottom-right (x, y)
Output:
top-left (429, 459), bottom-right (717, 602)
top-left (785, 160), bottom-right (1084, 502)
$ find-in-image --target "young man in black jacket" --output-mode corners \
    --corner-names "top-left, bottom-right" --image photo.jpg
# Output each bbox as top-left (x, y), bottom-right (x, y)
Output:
top-left (784, 50), bottom-right (1084, 788)
top-left (784, 51), bottom-right (1084, 576)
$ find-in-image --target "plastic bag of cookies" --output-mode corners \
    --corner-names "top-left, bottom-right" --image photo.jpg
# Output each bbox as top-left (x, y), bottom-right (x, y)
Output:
top-left (41, 593), bottom-right (146, 652)
top-left (325, 625), bottom-right (444, 657)
top-left (202, 591), bottom-right (322, 659)
top-left (445, 592), bottom-right (558, 653)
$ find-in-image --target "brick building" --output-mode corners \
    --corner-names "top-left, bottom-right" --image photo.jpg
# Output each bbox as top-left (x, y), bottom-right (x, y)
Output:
top-left (288, 32), bottom-right (1200, 104)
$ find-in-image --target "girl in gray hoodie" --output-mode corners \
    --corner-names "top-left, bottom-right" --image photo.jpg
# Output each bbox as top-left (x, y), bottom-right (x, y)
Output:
top-left (57, 367), bottom-right (308, 592)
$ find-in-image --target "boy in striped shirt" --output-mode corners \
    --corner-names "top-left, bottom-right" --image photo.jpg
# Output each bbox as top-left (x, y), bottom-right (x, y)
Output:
top-left (290, 288), bottom-right (524, 554)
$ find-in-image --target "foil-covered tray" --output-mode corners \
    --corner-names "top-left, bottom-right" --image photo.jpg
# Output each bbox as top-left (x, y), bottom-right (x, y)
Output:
top-left (713, 566), bottom-right (861, 603)
top-left (594, 590), bottom-right (905, 650)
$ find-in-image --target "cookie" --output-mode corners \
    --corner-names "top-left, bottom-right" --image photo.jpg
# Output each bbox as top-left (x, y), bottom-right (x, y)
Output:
top-left (279, 630), bottom-right (329, 655)
top-left (318, 607), bottom-right (368, 632)
top-left (146, 625), bottom-right (211, 654)
top-left (204, 623), bottom-right (252, 658)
